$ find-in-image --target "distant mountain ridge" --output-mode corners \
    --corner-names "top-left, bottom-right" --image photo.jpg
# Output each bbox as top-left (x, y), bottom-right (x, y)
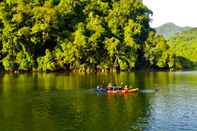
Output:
top-left (155, 23), bottom-right (191, 38)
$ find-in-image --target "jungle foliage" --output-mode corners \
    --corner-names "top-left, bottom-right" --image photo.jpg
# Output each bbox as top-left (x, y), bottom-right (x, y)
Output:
top-left (0, 0), bottom-right (174, 72)
top-left (168, 28), bottom-right (197, 69)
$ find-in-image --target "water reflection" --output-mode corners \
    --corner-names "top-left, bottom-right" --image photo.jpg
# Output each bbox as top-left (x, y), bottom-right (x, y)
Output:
top-left (0, 72), bottom-right (197, 130)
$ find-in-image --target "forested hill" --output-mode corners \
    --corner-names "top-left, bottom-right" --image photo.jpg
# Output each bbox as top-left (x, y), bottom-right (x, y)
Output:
top-left (0, 0), bottom-right (174, 72)
top-left (155, 23), bottom-right (190, 39)
top-left (168, 28), bottom-right (197, 69)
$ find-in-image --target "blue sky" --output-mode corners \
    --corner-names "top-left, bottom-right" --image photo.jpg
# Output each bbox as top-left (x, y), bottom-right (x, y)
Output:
top-left (143, 0), bottom-right (197, 27)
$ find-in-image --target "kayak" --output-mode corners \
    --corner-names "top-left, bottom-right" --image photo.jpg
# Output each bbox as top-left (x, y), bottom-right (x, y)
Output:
top-left (107, 88), bottom-right (139, 94)
top-left (96, 87), bottom-right (139, 94)
top-left (128, 88), bottom-right (139, 93)
top-left (96, 88), bottom-right (107, 93)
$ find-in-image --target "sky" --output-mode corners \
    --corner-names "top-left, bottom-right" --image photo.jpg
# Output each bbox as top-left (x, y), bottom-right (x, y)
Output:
top-left (143, 0), bottom-right (197, 27)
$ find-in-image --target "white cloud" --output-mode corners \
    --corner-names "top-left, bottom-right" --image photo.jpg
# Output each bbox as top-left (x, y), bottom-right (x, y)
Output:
top-left (143, 0), bottom-right (197, 27)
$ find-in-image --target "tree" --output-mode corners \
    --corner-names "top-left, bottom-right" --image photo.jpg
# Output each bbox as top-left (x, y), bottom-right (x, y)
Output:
top-left (0, 0), bottom-right (174, 72)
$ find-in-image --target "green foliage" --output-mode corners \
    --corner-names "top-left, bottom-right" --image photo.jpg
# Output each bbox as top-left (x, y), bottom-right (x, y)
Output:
top-left (2, 54), bottom-right (17, 71)
top-left (37, 49), bottom-right (56, 71)
top-left (168, 28), bottom-right (197, 69)
top-left (144, 31), bottom-right (174, 69)
top-left (16, 50), bottom-right (34, 71)
top-left (0, 0), bottom-right (173, 72)
top-left (54, 40), bottom-right (79, 70)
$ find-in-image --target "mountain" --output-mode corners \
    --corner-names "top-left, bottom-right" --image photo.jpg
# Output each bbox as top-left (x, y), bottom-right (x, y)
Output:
top-left (155, 23), bottom-right (191, 39)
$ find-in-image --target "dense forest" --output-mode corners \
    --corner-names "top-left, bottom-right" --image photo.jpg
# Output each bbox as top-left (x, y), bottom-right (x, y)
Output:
top-left (168, 28), bottom-right (197, 69)
top-left (0, 0), bottom-right (175, 72)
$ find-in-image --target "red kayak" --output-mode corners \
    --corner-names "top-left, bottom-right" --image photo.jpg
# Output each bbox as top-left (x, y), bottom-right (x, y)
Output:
top-left (107, 88), bottom-right (139, 94)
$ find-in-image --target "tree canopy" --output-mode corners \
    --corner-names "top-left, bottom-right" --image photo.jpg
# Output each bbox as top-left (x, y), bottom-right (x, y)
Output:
top-left (168, 28), bottom-right (197, 69)
top-left (0, 0), bottom-right (174, 72)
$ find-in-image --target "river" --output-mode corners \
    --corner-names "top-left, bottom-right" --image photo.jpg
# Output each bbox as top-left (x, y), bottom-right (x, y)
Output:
top-left (0, 71), bottom-right (197, 131)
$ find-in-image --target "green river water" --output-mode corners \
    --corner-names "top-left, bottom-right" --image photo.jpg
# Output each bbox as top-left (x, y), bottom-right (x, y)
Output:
top-left (0, 71), bottom-right (197, 131)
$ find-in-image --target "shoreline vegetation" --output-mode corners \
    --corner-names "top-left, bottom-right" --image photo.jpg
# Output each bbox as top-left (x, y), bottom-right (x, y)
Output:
top-left (0, 0), bottom-right (193, 73)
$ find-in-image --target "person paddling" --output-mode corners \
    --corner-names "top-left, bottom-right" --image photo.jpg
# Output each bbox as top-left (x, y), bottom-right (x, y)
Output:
top-left (119, 82), bottom-right (124, 90)
top-left (107, 82), bottom-right (113, 90)
top-left (99, 80), bottom-right (104, 89)
top-left (124, 85), bottom-right (129, 93)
